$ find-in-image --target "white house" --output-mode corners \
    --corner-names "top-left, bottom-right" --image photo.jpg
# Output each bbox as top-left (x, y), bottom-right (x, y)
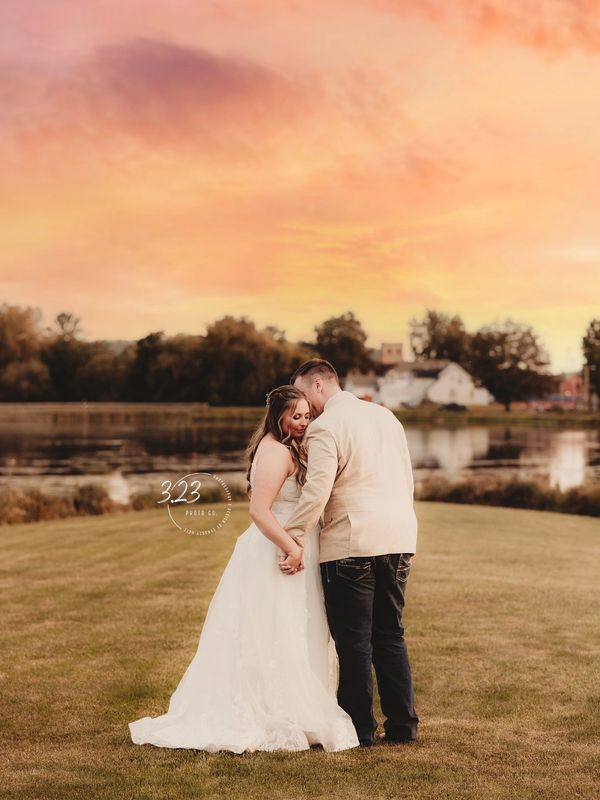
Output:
top-left (343, 370), bottom-right (380, 402)
top-left (424, 361), bottom-right (494, 406)
top-left (377, 366), bottom-right (431, 408)
top-left (345, 360), bottom-right (494, 409)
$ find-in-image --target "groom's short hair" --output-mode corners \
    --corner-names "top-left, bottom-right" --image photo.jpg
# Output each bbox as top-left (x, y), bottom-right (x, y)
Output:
top-left (289, 358), bottom-right (339, 386)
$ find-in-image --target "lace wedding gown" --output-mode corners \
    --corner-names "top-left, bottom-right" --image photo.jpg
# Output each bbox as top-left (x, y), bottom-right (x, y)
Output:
top-left (128, 459), bottom-right (359, 753)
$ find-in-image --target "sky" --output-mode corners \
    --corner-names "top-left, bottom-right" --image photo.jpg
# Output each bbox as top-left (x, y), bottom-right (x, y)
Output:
top-left (2, 0), bottom-right (600, 373)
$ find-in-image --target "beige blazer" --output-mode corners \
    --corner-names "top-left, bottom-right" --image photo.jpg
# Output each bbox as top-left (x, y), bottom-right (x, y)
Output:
top-left (284, 390), bottom-right (418, 563)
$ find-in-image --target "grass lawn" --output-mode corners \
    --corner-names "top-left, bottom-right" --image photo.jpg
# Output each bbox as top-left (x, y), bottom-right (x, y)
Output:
top-left (1, 501), bottom-right (599, 800)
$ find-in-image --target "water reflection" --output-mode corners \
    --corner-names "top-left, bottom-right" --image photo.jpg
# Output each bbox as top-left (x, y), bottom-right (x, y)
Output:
top-left (406, 428), bottom-right (491, 474)
top-left (548, 431), bottom-right (588, 490)
top-left (0, 407), bottom-right (598, 499)
top-left (106, 469), bottom-right (131, 504)
top-left (406, 425), bottom-right (598, 490)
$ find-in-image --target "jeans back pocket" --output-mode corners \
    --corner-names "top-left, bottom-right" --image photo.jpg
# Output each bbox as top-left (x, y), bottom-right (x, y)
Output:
top-left (395, 553), bottom-right (413, 582)
top-left (335, 556), bottom-right (373, 581)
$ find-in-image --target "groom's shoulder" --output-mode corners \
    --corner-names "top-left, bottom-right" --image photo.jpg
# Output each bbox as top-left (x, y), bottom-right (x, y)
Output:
top-left (305, 416), bottom-right (332, 438)
top-left (304, 412), bottom-right (338, 447)
top-left (325, 392), bottom-right (394, 422)
top-left (321, 395), bottom-right (402, 434)
top-left (307, 393), bottom-right (363, 434)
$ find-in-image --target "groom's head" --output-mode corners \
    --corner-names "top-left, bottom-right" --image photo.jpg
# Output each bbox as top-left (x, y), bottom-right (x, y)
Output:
top-left (289, 359), bottom-right (340, 416)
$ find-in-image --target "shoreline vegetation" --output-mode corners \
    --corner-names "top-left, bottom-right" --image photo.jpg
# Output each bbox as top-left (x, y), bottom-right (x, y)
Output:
top-left (1, 475), bottom-right (598, 526)
top-left (395, 406), bottom-right (600, 427)
top-left (0, 401), bottom-right (599, 427)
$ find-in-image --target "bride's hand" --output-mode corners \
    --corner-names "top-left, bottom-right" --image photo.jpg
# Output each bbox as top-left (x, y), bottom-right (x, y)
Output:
top-left (279, 558), bottom-right (304, 575)
top-left (278, 544), bottom-right (304, 575)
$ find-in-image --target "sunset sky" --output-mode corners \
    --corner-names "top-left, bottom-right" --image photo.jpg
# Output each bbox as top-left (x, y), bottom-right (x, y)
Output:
top-left (2, 1), bottom-right (600, 372)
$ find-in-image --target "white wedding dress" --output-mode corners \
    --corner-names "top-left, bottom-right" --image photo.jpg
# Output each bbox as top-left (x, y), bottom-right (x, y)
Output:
top-left (128, 459), bottom-right (359, 753)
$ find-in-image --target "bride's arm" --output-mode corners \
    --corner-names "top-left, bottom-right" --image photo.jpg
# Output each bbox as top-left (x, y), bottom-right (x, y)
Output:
top-left (249, 442), bottom-right (304, 565)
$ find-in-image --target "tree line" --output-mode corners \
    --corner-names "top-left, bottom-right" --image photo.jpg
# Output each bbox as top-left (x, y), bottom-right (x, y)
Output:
top-left (408, 310), bottom-right (599, 411)
top-left (0, 303), bottom-right (598, 409)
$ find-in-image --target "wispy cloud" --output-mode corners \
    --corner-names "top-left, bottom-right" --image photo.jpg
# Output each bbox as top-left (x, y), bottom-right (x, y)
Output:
top-left (0, 1), bottom-right (598, 371)
top-left (373, 0), bottom-right (600, 54)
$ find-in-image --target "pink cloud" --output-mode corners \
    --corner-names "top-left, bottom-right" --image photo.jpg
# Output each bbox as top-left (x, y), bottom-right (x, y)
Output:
top-left (1, 38), bottom-right (320, 159)
top-left (0, 0), bottom-right (597, 373)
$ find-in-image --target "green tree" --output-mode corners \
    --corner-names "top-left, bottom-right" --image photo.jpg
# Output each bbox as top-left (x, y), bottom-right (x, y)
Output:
top-left (199, 316), bottom-right (312, 405)
top-left (136, 334), bottom-right (209, 402)
top-left (312, 311), bottom-right (373, 378)
top-left (126, 332), bottom-right (166, 401)
top-left (77, 341), bottom-right (133, 401)
top-left (0, 303), bottom-right (43, 366)
top-left (0, 359), bottom-right (52, 400)
top-left (40, 312), bottom-right (89, 401)
top-left (409, 309), bottom-right (471, 363)
top-left (469, 318), bottom-right (556, 411)
top-left (582, 319), bottom-right (600, 397)
top-left (0, 304), bottom-right (51, 399)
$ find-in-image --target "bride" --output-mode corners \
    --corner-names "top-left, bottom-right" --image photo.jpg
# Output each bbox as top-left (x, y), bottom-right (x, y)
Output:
top-left (128, 385), bottom-right (359, 753)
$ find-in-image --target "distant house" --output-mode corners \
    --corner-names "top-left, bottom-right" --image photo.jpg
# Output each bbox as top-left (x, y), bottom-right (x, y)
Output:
top-left (512, 371), bottom-right (598, 412)
top-left (344, 370), bottom-right (380, 403)
top-left (422, 361), bottom-right (494, 407)
top-left (555, 372), bottom-right (593, 409)
top-left (377, 362), bottom-right (434, 408)
top-left (560, 373), bottom-right (586, 398)
top-left (345, 359), bottom-right (494, 409)
top-left (380, 342), bottom-right (405, 366)
top-left (368, 342), bottom-right (404, 367)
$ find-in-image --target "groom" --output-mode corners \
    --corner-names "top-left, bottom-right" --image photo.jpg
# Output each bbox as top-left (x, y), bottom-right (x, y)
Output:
top-left (279, 358), bottom-right (419, 747)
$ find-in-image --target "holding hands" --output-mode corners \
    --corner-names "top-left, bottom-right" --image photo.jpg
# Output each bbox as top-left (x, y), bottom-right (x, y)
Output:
top-left (278, 541), bottom-right (304, 575)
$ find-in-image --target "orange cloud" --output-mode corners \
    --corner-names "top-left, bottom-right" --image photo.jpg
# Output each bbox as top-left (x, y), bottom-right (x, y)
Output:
top-left (373, 0), bottom-right (600, 54)
top-left (1, 1), bottom-right (599, 372)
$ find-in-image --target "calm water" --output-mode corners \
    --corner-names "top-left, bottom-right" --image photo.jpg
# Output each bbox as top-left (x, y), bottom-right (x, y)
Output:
top-left (1, 404), bottom-right (598, 503)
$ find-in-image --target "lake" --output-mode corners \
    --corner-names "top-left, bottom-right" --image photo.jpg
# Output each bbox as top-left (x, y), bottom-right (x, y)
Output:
top-left (1, 403), bottom-right (598, 503)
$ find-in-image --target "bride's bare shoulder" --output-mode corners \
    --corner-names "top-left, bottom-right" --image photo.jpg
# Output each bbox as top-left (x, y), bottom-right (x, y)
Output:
top-left (254, 435), bottom-right (295, 474)
top-left (256, 434), bottom-right (290, 459)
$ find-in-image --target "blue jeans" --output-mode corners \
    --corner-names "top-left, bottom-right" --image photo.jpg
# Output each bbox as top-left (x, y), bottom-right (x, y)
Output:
top-left (320, 553), bottom-right (419, 744)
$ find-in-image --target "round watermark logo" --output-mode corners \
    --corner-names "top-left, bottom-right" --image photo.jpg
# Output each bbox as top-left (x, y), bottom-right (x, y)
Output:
top-left (157, 472), bottom-right (233, 536)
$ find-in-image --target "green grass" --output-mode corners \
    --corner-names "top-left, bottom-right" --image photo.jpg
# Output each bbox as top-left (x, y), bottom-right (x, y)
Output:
top-left (1, 502), bottom-right (599, 800)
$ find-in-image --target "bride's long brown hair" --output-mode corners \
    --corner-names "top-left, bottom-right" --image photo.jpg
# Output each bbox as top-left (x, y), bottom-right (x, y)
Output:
top-left (244, 385), bottom-right (311, 495)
